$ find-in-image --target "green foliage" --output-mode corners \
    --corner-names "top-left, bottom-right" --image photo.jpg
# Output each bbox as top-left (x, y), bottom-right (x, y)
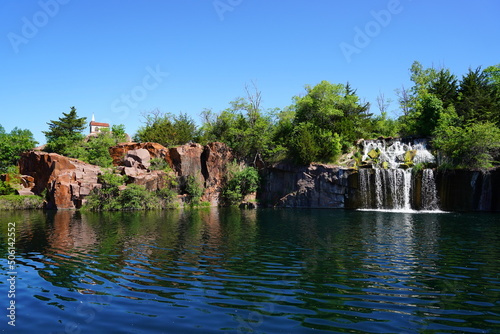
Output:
top-left (288, 122), bottom-right (342, 164)
top-left (134, 110), bottom-right (197, 147)
top-left (111, 124), bottom-right (128, 142)
top-left (456, 67), bottom-right (500, 125)
top-left (414, 93), bottom-right (445, 136)
top-left (0, 125), bottom-right (38, 173)
top-left (44, 107), bottom-right (87, 154)
top-left (184, 175), bottom-right (204, 204)
top-left (291, 81), bottom-right (372, 151)
top-left (156, 187), bottom-right (178, 206)
top-left (429, 68), bottom-right (458, 108)
top-left (84, 171), bottom-right (173, 211)
top-left (84, 171), bottom-right (126, 211)
top-left (412, 163), bottom-right (425, 174)
top-left (0, 195), bottom-right (44, 210)
top-left (0, 166), bottom-right (22, 195)
top-left (150, 157), bottom-right (170, 171)
top-left (222, 163), bottom-right (260, 205)
top-left (0, 181), bottom-right (16, 195)
top-left (119, 184), bottom-right (161, 210)
top-left (370, 112), bottom-right (400, 138)
top-left (433, 120), bottom-right (500, 169)
top-left (85, 129), bottom-right (116, 167)
top-left (201, 98), bottom-right (278, 162)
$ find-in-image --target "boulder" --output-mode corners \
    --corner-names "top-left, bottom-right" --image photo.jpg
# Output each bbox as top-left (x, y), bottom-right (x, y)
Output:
top-left (18, 151), bottom-right (102, 209)
top-left (368, 149), bottom-right (380, 160)
top-left (109, 142), bottom-right (170, 166)
top-left (125, 149), bottom-right (151, 169)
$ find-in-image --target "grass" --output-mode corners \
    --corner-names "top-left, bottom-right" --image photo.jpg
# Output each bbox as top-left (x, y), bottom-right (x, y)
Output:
top-left (0, 195), bottom-right (44, 210)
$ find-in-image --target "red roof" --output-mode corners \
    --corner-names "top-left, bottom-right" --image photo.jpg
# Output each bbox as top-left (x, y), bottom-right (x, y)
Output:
top-left (90, 121), bottom-right (110, 127)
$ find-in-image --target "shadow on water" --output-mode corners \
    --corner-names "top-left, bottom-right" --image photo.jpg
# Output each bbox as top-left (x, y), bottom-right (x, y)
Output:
top-left (0, 209), bottom-right (499, 333)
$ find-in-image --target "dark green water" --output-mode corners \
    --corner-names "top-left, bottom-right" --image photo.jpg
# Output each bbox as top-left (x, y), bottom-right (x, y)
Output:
top-left (0, 208), bottom-right (499, 333)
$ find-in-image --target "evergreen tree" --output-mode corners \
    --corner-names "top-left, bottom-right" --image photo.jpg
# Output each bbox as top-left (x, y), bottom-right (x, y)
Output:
top-left (456, 67), bottom-right (500, 124)
top-left (429, 69), bottom-right (458, 108)
top-left (43, 106), bottom-right (87, 142)
top-left (43, 107), bottom-right (87, 154)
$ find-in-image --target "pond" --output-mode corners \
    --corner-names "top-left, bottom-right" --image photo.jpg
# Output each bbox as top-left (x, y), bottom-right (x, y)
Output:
top-left (1, 208), bottom-right (499, 333)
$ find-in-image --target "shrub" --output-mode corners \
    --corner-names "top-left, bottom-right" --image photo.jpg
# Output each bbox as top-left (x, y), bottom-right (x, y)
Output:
top-left (119, 184), bottom-right (161, 210)
top-left (149, 157), bottom-right (170, 171)
top-left (0, 181), bottom-right (16, 195)
top-left (433, 121), bottom-right (500, 169)
top-left (222, 164), bottom-right (260, 205)
top-left (184, 175), bottom-right (204, 204)
top-left (84, 171), bottom-right (126, 211)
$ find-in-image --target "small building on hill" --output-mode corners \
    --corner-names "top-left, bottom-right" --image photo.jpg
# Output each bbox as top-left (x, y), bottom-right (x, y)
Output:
top-left (89, 114), bottom-right (110, 134)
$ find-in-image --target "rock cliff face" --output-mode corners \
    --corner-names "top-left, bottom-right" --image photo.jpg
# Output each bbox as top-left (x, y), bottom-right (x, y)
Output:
top-left (436, 168), bottom-right (500, 211)
top-left (109, 141), bottom-right (233, 204)
top-left (260, 163), bottom-right (358, 208)
top-left (18, 151), bottom-right (102, 209)
top-left (17, 143), bottom-right (500, 211)
top-left (18, 142), bottom-right (234, 210)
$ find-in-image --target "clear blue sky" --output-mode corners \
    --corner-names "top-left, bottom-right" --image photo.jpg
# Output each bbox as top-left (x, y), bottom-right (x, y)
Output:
top-left (1, 0), bottom-right (499, 144)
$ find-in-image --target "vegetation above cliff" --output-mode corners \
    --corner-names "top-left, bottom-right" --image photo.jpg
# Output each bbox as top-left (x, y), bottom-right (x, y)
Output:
top-left (0, 61), bottom-right (499, 178)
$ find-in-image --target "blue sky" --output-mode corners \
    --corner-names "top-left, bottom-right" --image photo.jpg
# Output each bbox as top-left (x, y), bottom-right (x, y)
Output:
top-left (1, 0), bottom-right (499, 144)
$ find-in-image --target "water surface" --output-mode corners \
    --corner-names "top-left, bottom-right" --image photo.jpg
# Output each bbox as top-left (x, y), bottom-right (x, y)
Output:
top-left (1, 209), bottom-right (499, 333)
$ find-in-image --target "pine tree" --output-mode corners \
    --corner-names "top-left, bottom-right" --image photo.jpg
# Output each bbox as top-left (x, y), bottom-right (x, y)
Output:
top-left (456, 67), bottom-right (500, 124)
top-left (43, 106), bottom-right (87, 155)
top-left (43, 106), bottom-right (87, 142)
top-left (429, 69), bottom-right (458, 108)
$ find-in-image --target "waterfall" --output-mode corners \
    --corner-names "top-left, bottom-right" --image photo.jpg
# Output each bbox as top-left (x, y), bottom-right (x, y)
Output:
top-left (359, 168), bottom-right (372, 208)
top-left (358, 138), bottom-right (440, 211)
top-left (421, 169), bottom-right (439, 210)
top-left (478, 172), bottom-right (492, 211)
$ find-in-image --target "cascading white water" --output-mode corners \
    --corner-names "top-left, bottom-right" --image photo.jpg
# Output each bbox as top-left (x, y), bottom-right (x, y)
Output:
top-left (421, 169), bottom-right (439, 210)
top-left (358, 138), bottom-right (440, 211)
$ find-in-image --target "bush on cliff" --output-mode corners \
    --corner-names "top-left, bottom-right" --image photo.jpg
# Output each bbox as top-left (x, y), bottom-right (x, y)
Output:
top-left (84, 170), bottom-right (178, 211)
top-left (184, 175), bottom-right (204, 205)
top-left (222, 162), bottom-right (259, 205)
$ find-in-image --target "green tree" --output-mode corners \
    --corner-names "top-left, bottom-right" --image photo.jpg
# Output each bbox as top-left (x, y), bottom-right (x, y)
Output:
top-left (85, 129), bottom-right (116, 167)
top-left (456, 67), bottom-right (500, 124)
top-left (0, 125), bottom-right (38, 172)
top-left (201, 86), bottom-right (279, 163)
top-left (289, 80), bottom-right (369, 159)
top-left (222, 164), bottom-right (260, 205)
top-left (484, 64), bottom-right (500, 87)
top-left (414, 93), bottom-right (446, 136)
top-left (111, 124), bottom-right (128, 142)
top-left (134, 110), bottom-right (197, 147)
top-left (429, 68), bottom-right (459, 108)
top-left (433, 120), bottom-right (500, 169)
top-left (44, 107), bottom-right (87, 155)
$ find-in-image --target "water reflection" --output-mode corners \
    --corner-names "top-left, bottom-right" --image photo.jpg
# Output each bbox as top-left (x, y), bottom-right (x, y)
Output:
top-left (1, 209), bottom-right (499, 333)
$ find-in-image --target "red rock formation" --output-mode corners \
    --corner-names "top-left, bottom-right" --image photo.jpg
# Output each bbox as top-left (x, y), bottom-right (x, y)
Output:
top-left (202, 142), bottom-right (233, 205)
top-left (18, 142), bottom-right (235, 210)
top-left (109, 142), bottom-right (171, 166)
top-left (110, 141), bottom-right (234, 204)
top-left (18, 151), bottom-right (102, 209)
